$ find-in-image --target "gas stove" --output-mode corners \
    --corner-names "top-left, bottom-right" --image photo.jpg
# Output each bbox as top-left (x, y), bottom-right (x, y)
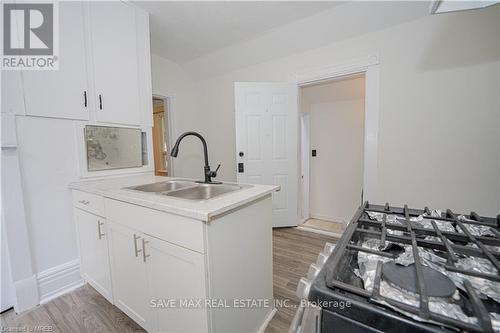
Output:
top-left (291, 202), bottom-right (500, 333)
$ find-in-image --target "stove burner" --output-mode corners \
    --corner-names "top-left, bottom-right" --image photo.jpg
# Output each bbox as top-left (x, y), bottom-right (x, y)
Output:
top-left (382, 262), bottom-right (456, 297)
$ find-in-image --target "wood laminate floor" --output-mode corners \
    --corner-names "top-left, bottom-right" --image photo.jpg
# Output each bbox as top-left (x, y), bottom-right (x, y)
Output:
top-left (265, 228), bottom-right (337, 333)
top-left (1, 228), bottom-right (336, 333)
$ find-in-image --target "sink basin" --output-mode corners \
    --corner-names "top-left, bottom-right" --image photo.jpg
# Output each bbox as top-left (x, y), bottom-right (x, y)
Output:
top-left (164, 183), bottom-right (248, 201)
top-left (126, 180), bottom-right (194, 193)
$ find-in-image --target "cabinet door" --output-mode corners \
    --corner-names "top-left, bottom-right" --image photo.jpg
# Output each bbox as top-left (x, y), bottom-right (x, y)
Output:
top-left (89, 2), bottom-right (141, 126)
top-left (145, 236), bottom-right (208, 332)
top-left (107, 223), bottom-right (150, 331)
top-left (22, 2), bottom-right (89, 120)
top-left (74, 209), bottom-right (112, 301)
top-left (135, 7), bottom-right (153, 128)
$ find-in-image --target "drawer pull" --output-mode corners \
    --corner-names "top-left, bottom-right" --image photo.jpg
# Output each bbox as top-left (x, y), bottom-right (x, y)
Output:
top-left (78, 200), bottom-right (89, 205)
top-left (133, 234), bottom-right (142, 257)
top-left (97, 221), bottom-right (104, 239)
top-left (142, 238), bottom-right (150, 262)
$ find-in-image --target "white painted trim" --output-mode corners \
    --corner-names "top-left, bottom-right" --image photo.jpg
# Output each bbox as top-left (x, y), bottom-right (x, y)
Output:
top-left (1, 119), bottom-right (38, 314)
top-left (257, 308), bottom-right (277, 333)
top-left (12, 275), bottom-right (39, 314)
top-left (291, 54), bottom-right (379, 85)
top-left (36, 259), bottom-right (84, 304)
top-left (294, 55), bottom-right (380, 206)
top-left (309, 213), bottom-right (347, 225)
top-left (153, 94), bottom-right (176, 176)
top-left (363, 65), bottom-right (380, 202)
top-left (1, 215), bottom-right (16, 312)
top-left (296, 225), bottom-right (342, 239)
top-left (300, 113), bottom-right (310, 221)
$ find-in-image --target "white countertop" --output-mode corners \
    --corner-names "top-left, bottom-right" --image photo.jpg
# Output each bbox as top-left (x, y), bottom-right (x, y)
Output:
top-left (69, 173), bottom-right (279, 222)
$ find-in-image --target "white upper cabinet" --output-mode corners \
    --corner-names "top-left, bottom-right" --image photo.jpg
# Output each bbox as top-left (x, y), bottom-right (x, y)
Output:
top-left (21, 2), bottom-right (151, 127)
top-left (135, 8), bottom-right (153, 128)
top-left (22, 2), bottom-right (90, 120)
top-left (88, 2), bottom-right (141, 126)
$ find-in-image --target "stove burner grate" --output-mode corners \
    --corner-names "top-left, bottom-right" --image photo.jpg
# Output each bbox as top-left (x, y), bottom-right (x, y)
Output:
top-left (324, 202), bottom-right (500, 333)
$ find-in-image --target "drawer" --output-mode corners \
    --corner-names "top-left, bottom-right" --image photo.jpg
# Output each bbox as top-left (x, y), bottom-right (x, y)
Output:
top-left (72, 190), bottom-right (105, 217)
top-left (105, 198), bottom-right (205, 253)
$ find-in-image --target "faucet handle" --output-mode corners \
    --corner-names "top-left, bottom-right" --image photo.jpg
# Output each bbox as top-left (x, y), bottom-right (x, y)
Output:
top-left (209, 164), bottom-right (221, 179)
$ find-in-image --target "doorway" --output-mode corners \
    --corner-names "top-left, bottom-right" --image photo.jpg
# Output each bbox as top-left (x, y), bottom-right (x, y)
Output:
top-left (152, 96), bottom-right (171, 176)
top-left (299, 74), bottom-right (366, 235)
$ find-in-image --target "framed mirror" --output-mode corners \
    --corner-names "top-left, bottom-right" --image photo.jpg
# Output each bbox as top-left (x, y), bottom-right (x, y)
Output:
top-left (85, 125), bottom-right (142, 171)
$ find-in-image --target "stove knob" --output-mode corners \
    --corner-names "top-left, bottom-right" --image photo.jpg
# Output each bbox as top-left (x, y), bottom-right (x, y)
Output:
top-left (323, 242), bottom-right (336, 256)
top-left (307, 263), bottom-right (320, 280)
top-left (316, 252), bottom-right (329, 267)
top-left (296, 277), bottom-right (311, 300)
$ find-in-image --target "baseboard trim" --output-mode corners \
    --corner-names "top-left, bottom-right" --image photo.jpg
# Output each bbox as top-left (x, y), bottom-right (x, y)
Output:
top-left (257, 307), bottom-right (277, 333)
top-left (37, 259), bottom-right (84, 304)
top-left (13, 275), bottom-right (39, 313)
top-left (310, 214), bottom-right (346, 224)
top-left (296, 225), bottom-right (342, 239)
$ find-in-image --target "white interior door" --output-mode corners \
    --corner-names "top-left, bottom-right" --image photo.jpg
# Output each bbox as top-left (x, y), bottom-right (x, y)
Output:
top-left (235, 82), bottom-right (298, 227)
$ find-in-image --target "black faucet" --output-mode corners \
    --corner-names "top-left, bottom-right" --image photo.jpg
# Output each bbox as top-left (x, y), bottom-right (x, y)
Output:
top-left (170, 131), bottom-right (221, 184)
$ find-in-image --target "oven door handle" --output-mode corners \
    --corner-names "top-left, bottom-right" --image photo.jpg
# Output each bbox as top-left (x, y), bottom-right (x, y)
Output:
top-left (288, 302), bottom-right (305, 333)
top-left (289, 301), bottom-right (322, 333)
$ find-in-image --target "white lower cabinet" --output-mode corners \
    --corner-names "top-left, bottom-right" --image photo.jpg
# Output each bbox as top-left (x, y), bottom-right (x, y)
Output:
top-left (107, 221), bottom-right (208, 332)
top-left (145, 235), bottom-right (208, 332)
top-left (72, 192), bottom-right (273, 333)
top-left (74, 209), bottom-right (112, 301)
top-left (107, 223), bottom-right (151, 331)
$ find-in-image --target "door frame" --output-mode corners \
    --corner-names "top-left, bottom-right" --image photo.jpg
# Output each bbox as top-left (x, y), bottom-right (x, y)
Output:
top-left (300, 113), bottom-right (311, 222)
top-left (152, 94), bottom-right (175, 176)
top-left (293, 55), bottom-right (380, 221)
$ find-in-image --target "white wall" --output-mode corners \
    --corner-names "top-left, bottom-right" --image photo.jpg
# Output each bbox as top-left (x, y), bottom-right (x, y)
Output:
top-left (302, 77), bottom-right (365, 223)
top-left (180, 6), bottom-right (500, 215)
top-left (151, 55), bottom-right (209, 180)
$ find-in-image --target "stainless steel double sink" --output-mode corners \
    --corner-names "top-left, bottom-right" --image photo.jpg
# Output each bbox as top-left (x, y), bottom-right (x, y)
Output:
top-left (125, 180), bottom-right (250, 201)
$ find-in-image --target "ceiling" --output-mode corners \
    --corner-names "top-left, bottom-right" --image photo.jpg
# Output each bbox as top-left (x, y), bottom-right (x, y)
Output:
top-left (134, 1), bottom-right (341, 63)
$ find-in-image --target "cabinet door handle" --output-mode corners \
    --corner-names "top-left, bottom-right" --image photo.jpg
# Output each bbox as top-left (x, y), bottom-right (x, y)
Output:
top-left (78, 200), bottom-right (89, 205)
top-left (83, 91), bottom-right (87, 107)
top-left (133, 234), bottom-right (142, 257)
top-left (97, 221), bottom-right (104, 239)
top-left (99, 94), bottom-right (103, 110)
top-left (142, 238), bottom-right (150, 263)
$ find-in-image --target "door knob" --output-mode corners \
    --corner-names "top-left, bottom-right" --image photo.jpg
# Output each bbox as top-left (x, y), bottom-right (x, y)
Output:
top-left (239, 152), bottom-right (244, 157)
